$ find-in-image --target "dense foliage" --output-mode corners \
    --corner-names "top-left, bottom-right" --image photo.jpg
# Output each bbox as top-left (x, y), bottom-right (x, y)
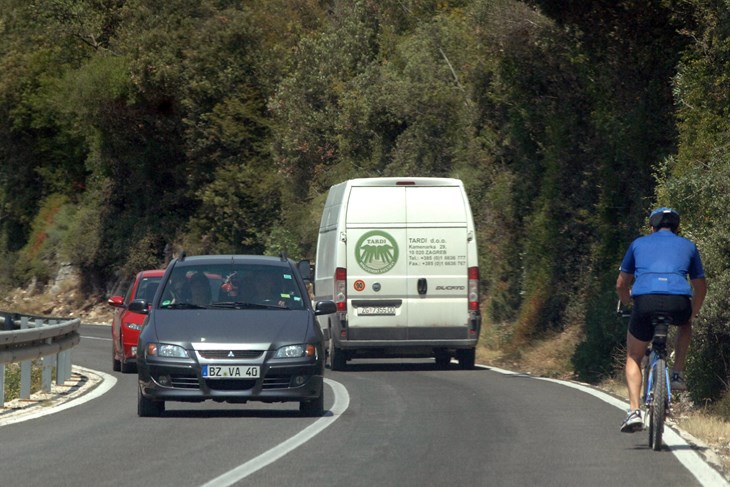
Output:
top-left (1, 0), bottom-right (728, 401)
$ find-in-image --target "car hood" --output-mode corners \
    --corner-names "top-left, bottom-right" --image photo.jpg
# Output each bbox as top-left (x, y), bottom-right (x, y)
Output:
top-left (148, 309), bottom-right (312, 348)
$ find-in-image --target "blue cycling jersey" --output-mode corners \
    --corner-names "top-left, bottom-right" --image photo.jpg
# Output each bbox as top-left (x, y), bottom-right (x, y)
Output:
top-left (620, 229), bottom-right (705, 296)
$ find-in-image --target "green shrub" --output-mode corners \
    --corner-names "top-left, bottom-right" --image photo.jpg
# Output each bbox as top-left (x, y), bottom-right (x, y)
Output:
top-left (3, 361), bottom-right (44, 403)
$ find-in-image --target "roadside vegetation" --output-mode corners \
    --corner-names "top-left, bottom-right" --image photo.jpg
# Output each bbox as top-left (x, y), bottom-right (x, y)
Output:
top-left (2, 362), bottom-right (44, 403)
top-left (1, 0), bottom-right (729, 450)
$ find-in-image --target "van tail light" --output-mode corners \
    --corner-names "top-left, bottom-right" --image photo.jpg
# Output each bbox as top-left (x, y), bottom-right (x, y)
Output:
top-left (468, 266), bottom-right (479, 311)
top-left (335, 267), bottom-right (347, 312)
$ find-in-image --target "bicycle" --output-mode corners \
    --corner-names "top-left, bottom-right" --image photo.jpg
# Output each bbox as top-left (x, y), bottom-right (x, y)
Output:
top-left (643, 313), bottom-right (672, 450)
top-left (617, 302), bottom-right (673, 451)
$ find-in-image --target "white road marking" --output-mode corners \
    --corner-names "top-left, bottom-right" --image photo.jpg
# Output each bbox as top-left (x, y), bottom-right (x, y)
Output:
top-left (484, 364), bottom-right (728, 486)
top-left (80, 335), bottom-right (111, 341)
top-left (200, 378), bottom-right (350, 487)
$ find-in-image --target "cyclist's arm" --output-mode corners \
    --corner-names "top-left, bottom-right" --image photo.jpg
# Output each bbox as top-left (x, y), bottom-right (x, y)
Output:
top-left (616, 271), bottom-right (633, 307)
top-left (690, 277), bottom-right (707, 320)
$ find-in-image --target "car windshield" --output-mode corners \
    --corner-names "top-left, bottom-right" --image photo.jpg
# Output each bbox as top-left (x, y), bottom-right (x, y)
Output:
top-left (158, 263), bottom-right (306, 310)
top-left (134, 277), bottom-right (162, 303)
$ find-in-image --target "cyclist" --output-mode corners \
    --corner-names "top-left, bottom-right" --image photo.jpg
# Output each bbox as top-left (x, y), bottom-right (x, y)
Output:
top-left (616, 207), bottom-right (707, 433)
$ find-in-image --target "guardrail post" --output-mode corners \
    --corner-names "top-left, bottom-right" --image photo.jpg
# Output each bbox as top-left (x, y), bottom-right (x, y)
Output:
top-left (1, 313), bottom-right (81, 406)
top-left (1, 312), bottom-right (13, 330)
top-left (41, 320), bottom-right (56, 393)
top-left (19, 316), bottom-right (31, 400)
top-left (0, 363), bottom-right (5, 405)
top-left (56, 350), bottom-right (70, 385)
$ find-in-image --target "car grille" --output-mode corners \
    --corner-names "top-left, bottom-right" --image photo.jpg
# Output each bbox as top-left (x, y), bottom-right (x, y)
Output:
top-left (205, 379), bottom-right (257, 391)
top-left (170, 374), bottom-right (199, 389)
top-left (197, 350), bottom-right (264, 360)
top-left (262, 375), bottom-right (292, 389)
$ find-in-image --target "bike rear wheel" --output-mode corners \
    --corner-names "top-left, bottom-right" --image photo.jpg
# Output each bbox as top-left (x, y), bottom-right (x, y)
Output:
top-left (648, 358), bottom-right (667, 451)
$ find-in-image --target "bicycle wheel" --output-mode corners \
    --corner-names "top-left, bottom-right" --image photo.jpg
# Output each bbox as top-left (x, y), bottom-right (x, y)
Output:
top-left (649, 358), bottom-right (667, 451)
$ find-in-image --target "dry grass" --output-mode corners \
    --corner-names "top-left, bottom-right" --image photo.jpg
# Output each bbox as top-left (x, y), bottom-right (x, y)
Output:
top-left (673, 403), bottom-right (730, 475)
top-left (478, 322), bottom-right (583, 379)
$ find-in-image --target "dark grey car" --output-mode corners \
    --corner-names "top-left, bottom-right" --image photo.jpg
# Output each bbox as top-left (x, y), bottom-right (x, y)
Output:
top-left (134, 254), bottom-right (336, 417)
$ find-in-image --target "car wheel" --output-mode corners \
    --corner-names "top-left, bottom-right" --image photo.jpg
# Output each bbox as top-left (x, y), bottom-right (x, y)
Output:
top-left (434, 352), bottom-right (451, 369)
top-left (112, 355), bottom-right (121, 372)
top-left (457, 348), bottom-right (475, 370)
top-left (137, 385), bottom-right (165, 417)
top-left (120, 358), bottom-right (135, 374)
top-left (300, 390), bottom-right (324, 417)
top-left (328, 331), bottom-right (347, 371)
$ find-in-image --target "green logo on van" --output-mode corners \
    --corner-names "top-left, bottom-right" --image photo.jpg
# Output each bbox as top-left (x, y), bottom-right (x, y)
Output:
top-left (355, 230), bottom-right (399, 274)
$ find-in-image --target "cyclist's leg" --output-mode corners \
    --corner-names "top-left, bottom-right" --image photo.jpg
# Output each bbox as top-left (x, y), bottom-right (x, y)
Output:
top-left (625, 330), bottom-right (650, 410)
top-left (666, 295), bottom-right (692, 385)
top-left (673, 323), bottom-right (692, 372)
top-left (626, 296), bottom-right (654, 410)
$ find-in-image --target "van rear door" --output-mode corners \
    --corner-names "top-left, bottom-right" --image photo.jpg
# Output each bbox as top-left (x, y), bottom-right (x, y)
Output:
top-left (345, 184), bottom-right (470, 336)
top-left (404, 186), bottom-right (470, 334)
top-left (346, 186), bottom-right (409, 337)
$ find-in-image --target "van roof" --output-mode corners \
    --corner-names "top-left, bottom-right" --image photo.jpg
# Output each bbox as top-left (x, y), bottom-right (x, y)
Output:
top-left (341, 177), bottom-right (464, 188)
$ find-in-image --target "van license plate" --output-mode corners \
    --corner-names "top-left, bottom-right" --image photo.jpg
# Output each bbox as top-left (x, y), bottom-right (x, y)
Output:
top-left (202, 365), bottom-right (260, 379)
top-left (359, 306), bottom-right (396, 316)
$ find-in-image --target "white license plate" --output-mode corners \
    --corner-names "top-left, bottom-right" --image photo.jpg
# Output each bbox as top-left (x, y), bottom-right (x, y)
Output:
top-left (359, 306), bottom-right (396, 316)
top-left (202, 365), bottom-right (260, 379)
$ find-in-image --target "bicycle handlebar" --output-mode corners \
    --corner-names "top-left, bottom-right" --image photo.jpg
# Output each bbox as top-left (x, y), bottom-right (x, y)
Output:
top-left (616, 299), bottom-right (631, 318)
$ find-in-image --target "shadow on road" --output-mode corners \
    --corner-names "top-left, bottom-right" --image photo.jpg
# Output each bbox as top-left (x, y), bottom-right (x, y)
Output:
top-left (333, 360), bottom-right (489, 373)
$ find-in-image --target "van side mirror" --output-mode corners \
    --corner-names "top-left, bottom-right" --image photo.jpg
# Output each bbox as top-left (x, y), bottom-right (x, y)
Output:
top-left (298, 260), bottom-right (312, 281)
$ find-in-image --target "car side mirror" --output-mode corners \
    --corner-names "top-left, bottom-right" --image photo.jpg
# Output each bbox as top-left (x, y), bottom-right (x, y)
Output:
top-left (128, 299), bottom-right (149, 314)
top-left (314, 300), bottom-right (337, 315)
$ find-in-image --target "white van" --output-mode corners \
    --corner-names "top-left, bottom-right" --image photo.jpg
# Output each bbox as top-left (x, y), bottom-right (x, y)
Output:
top-left (314, 177), bottom-right (481, 370)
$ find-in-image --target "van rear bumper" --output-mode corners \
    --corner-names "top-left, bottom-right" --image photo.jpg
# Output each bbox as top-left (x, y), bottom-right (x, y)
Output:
top-left (338, 326), bottom-right (478, 349)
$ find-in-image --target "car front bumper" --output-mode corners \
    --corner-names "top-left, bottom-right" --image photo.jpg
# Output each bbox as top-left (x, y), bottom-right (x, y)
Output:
top-left (138, 360), bottom-right (323, 403)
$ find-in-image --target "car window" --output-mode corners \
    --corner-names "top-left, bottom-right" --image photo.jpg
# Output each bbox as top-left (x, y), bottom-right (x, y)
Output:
top-left (159, 263), bottom-right (306, 310)
top-left (134, 277), bottom-right (162, 303)
top-left (123, 278), bottom-right (135, 304)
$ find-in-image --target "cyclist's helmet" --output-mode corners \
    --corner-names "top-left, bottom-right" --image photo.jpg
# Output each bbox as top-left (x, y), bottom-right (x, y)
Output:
top-left (649, 207), bottom-right (680, 233)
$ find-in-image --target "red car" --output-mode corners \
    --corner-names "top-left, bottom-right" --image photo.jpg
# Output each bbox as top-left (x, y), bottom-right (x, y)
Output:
top-left (108, 269), bottom-right (165, 373)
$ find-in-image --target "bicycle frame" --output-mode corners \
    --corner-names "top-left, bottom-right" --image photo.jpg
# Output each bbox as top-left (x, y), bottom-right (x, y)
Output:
top-left (644, 346), bottom-right (671, 409)
top-left (643, 316), bottom-right (672, 451)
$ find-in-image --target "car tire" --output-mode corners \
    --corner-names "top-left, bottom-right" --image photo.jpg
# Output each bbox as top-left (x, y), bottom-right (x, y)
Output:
top-left (112, 355), bottom-right (121, 372)
top-left (300, 390), bottom-right (324, 417)
top-left (137, 386), bottom-right (165, 417)
top-left (434, 352), bottom-right (451, 369)
top-left (120, 358), bottom-right (135, 374)
top-left (457, 348), bottom-right (475, 370)
top-left (328, 331), bottom-right (347, 371)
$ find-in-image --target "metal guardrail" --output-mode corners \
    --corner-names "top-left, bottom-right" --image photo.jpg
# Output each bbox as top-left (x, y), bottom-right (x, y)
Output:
top-left (0, 312), bottom-right (81, 406)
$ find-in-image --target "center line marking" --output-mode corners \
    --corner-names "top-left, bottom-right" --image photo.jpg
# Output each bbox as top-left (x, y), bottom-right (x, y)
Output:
top-left (200, 378), bottom-right (350, 487)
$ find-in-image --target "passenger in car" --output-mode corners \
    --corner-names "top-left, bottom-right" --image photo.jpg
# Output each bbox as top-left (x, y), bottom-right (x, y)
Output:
top-left (250, 272), bottom-right (288, 307)
top-left (188, 272), bottom-right (212, 307)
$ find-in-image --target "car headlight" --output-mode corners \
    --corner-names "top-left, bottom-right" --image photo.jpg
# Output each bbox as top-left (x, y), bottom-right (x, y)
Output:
top-left (274, 344), bottom-right (317, 358)
top-left (146, 343), bottom-right (188, 358)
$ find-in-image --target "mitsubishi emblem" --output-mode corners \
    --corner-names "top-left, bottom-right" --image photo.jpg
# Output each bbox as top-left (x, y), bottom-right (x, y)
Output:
top-left (227, 351), bottom-right (235, 358)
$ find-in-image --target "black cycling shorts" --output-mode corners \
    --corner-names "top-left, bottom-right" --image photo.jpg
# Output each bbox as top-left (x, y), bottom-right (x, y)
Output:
top-left (629, 294), bottom-right (692, 342)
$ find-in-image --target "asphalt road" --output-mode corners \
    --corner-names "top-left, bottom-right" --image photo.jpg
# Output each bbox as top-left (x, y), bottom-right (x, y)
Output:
top-left (0, 324), bottom-right (724, 487)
